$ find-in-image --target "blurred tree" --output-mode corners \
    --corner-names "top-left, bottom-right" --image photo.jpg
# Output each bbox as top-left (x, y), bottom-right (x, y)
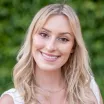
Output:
top-left (0, 0), bottom-right (104, 99)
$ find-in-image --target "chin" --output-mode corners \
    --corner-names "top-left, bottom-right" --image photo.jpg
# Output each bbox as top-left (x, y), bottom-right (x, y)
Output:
top-left (36, 64), bottom-right (61, 71)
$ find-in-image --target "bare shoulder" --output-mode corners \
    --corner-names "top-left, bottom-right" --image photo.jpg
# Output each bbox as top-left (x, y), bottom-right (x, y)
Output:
top-left (0, 94), bottom-right (14, 104)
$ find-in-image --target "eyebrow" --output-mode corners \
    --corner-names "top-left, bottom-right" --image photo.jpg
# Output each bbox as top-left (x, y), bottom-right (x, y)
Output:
top-left (41, 27), bottom-right (72, 36)
top-left (41, 28), bottom-right (51, 33)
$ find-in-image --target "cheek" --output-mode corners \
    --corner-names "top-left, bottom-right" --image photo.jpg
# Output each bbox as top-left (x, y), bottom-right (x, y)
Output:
top-left (59, 43), bottom-right (74, 56)
top-left (32, 35), bottom-right (45, 50)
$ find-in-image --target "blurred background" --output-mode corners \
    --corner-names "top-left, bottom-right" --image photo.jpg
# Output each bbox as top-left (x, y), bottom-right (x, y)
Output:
top-left (0, 0), bottom-right (104, 99)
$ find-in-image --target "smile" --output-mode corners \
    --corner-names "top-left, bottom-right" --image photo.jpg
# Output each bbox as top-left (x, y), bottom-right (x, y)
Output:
top-left (40, 52), bottom-right (60, 62)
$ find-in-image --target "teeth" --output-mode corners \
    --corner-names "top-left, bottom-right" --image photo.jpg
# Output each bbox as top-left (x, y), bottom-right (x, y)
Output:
top-left (42, 53), bottom-right (58, 59)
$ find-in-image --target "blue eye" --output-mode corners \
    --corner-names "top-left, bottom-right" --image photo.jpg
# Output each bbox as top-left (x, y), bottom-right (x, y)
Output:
top-left (39, 32), bottom-right (49, 38)
top-left (58, 38), bottom-right (69, 43)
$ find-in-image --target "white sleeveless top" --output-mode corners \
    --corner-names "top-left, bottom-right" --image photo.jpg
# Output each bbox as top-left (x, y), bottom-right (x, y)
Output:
top-left (1, 77), bottom-right (100, 104)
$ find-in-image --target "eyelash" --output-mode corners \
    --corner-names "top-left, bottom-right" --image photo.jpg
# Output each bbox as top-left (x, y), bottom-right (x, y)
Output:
top-left (39, 32), bottom-right (49, 38)
top-left (58, 38), bottom-right (69, 43)
top-left (39, 32), bottom-right (69, 43)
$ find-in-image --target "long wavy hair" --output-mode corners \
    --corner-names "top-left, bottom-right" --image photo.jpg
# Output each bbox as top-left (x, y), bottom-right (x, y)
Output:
top-left (13, 4), bottom-right (95, 104)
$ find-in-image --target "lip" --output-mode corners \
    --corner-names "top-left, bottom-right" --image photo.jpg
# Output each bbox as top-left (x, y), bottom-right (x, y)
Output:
top-left (40, 51), bottom-right (60, 62)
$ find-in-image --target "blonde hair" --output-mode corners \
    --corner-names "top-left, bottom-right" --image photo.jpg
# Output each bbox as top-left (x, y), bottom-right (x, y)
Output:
top-left (13, 4), bottom-right (95, 104)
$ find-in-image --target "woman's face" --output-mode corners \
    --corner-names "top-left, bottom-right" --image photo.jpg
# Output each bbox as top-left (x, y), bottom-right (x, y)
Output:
top-left (32, 15), bottom-right (74, 71)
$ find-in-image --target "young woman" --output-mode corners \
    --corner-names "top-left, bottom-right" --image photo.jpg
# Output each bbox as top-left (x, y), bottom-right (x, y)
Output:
top-left (0, 4), bottom-right (103, 104)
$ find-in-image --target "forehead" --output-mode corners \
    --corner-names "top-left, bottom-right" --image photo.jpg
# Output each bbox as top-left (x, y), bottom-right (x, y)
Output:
top-left (42, 14), bottom-right (72, 33)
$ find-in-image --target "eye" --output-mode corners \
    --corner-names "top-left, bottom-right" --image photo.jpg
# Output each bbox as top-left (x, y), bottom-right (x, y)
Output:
top-left (39, 32), bottom-right (49, 38)
top-left (58, 37), bottom-right (69, 43)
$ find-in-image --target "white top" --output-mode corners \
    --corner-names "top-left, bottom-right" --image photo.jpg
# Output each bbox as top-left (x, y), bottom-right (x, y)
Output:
top-left (0, 77), bottom-right (100, 104)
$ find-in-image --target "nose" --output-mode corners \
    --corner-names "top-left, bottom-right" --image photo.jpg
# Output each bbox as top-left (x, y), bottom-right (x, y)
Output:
top-left (46, 38), bottom-right (57, 52)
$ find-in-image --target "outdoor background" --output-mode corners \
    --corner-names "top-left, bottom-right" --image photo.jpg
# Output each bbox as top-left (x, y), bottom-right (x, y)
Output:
top-left (0, 0), bottom-right (104, 99)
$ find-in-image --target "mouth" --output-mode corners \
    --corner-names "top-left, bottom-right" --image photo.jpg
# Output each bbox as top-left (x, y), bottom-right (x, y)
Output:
top-left (40, 51), bottom-right (60, 62)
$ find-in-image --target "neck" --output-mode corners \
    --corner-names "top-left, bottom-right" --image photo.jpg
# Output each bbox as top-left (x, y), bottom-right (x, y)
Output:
top-left (35, 66), bottom-right (65, 92)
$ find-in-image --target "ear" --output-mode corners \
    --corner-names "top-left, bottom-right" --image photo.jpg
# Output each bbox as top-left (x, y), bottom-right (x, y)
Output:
top-left (71, 42), bottom-right (76, 53)
top-left (71, 48), bottom-right (74, 53)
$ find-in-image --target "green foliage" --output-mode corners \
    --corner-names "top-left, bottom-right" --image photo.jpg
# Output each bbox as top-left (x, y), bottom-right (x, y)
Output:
top-left (0, 0), bottom-right (104, 99)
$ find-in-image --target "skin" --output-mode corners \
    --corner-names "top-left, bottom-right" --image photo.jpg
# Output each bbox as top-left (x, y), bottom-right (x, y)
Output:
top-left (0, 94), bottom-right (14, 104)
top-left (32, 15), bottom-right (74, 71)
top-left (32, 14), bottom-right (74, 104)
top-left (32, 14), bottom-right (74, 91)
top-left (0, 14), bottom-right (74, 104)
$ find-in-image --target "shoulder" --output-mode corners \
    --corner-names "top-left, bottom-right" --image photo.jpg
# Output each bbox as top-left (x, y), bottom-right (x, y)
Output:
top-left (0, 94), bottom-right (14, 104)
top-left (0, 88), bottom-right (24, 104)
top-left (90, 76), bottom-right (103, 104)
